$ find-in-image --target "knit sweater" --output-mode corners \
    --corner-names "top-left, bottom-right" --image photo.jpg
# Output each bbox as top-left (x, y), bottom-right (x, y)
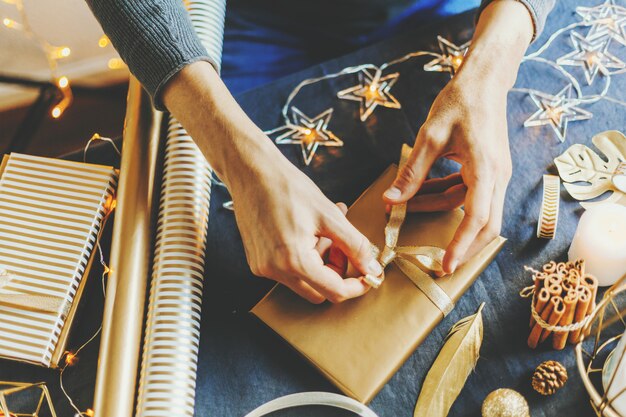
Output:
top-left (85, 0), bottom-right (555, 110)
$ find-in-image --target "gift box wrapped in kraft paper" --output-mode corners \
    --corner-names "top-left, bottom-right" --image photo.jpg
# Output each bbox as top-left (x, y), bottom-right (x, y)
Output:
top-left (252, 147), bottom-right (505, 403)
top-left (0, 153), bottom-right (117, 368)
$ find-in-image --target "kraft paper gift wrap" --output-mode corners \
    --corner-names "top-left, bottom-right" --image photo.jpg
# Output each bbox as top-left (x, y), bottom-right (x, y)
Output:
top-left (0, 153), bottom-right (117, 368)
top-left (252, 165), bottom-right (505, 403)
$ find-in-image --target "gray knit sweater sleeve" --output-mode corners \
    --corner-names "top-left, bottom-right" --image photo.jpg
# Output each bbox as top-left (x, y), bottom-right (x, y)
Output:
top-left (479, 0), bottom-right (556, 40)
top-left (85, 0), bottom-right (224, 110)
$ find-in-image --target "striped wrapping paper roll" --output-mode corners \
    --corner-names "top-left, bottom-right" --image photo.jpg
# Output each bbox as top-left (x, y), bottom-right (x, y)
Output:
top-left (135, 1), bottom-right (225, 416)
top-left (0, 153), bottom-right (117, 367)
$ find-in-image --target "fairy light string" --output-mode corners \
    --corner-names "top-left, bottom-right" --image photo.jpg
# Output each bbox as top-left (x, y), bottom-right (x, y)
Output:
top-left (263, 0), bottom-right (626, 159)
top-left (1, 0), bottom-right (74, 118)
top-left (57, 134), bottom-right (119, 417)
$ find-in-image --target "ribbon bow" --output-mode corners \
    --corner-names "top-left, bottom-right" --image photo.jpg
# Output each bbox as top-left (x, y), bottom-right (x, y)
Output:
top-left (0, 269), bottom-right (68, 315)
top-left (363, 145), bottom-right (454, 316)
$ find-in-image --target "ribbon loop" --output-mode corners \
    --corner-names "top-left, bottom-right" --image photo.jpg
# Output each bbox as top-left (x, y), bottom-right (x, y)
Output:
top-left (364, 144), bottom-right (455, 316)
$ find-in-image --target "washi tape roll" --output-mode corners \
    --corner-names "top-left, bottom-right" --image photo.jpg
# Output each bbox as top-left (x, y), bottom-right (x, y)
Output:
top-left (613, 162), bottom-right (626, 193)
top-left (537, 175), bottom-right (560, 239)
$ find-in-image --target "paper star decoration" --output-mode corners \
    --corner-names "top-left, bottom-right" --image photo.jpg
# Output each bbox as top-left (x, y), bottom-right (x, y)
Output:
top-left (557, 31), bottom-right (625, 85)
top-left (523, 84), bottom-right (593, 143)
top-left (576, 0), bottom-right (626, 46)
top-left (337, 68), bottom-right (401, 122)
top-left (423, 36), bottom-right (470, 76)
top-left (274, 107), bottom-right (343, 165)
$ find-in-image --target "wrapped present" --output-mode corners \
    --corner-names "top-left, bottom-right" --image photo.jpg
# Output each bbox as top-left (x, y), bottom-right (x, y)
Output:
top-left (0, 153), bottom-right (117, 367)
top-left (252, 150), bottom-right (505, 403)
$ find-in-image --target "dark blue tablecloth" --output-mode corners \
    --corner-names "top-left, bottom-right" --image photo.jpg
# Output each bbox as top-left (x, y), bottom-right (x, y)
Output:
top-left (1, 1), bottom-right (625, 416)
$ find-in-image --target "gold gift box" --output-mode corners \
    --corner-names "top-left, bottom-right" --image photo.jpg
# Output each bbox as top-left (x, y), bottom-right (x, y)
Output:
top-left (252, 165), bottom-right (505, 403)
top-left (0, 153), bottom-right (117, 368)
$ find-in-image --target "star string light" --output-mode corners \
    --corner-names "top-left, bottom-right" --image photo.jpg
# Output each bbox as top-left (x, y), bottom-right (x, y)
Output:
top-left (273, 107), bottom-right (343, 165)
top-left (337, 68), bottom-right (401, 122)
top-left (523, 84), bottom-right (593, 143)
top-left (557, 31), bottom-right (625, 85)
top-left (423, 35), bottom-right (470, 76)
top-left (1, 0), bottom-right (73, 118)
top-left (576, 0), bottom-right (626, 46)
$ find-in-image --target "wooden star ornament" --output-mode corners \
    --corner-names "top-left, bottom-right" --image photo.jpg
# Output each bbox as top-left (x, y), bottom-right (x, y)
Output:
top-left (423, 36), bottom-right (470, 77)
top-left (337, 68), bottom-right (401, 122)
top-left (274, 107), bottom-right (343, 165)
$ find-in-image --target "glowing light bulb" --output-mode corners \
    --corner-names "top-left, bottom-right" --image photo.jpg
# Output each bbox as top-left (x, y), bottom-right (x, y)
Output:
top-left (51, 106), bottom-right (62, 118)
top-left (2, 17), bottom-right (21, 29)
top-left (107, 58), bottom-right (125, 69)
top-left (57, 76), bottom-right (69, 88)
top-left (98, 35), bottom-right (109, 48)
top-left (65, 351), bottom-right (77, 366)
top-left (452, 55), bottom-right (463, 69)
top-left (303, 128), bottom-right (312, 136)
top-left (85, 409), bottom-right (95, 417)
top-left (50, 46), bottom-right (71, 59)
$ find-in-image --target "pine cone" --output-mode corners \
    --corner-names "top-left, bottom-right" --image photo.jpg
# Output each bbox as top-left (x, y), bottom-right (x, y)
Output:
top-left (532, 360), bottom-right (568, 395)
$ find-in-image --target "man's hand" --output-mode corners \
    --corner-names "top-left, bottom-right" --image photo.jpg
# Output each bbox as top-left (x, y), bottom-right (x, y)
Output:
top-left (163, 61), bottom-right (382, 304)
top-left (384, 0), bottom-right (533, 274)
top-left (228, 153), bottom-right (381, 304)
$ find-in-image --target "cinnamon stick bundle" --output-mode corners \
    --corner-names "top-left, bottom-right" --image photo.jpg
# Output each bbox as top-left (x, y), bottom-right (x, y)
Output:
top-left (526, 259), bottom-right (597, 350)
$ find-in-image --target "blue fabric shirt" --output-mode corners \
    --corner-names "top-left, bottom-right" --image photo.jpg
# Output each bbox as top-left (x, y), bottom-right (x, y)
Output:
top-left (86, 0), bottom-right (555, 109)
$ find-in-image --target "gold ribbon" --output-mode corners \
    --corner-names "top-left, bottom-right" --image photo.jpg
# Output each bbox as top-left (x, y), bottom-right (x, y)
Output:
top-left (363, 145), bottom-right (454, 316)
top-left (0, 270), bottom-right (68, 315)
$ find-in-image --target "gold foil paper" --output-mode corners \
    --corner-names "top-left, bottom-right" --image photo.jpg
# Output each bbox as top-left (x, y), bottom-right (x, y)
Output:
top-left (252, 166), bottom-right (505, 403)
top-left (92, 78), bottom-right (163, 417)
top-left (0, 153), bottom-right (117, 368)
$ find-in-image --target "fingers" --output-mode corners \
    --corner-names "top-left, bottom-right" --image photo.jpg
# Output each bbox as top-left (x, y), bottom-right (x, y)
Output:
top-left (384, 127), bottom-right (444, 204)
top-left (319, 209), bottom-right (383, 278)
top-left (459, 178), bottom-right (507, 264)
top-left (286, 278), bottom-right (326, 304)
top-left (417, 173), bottom-right (463, 194)
top-left (299, 253), bottom-right (370, 303)
top-left (443, 167), bottom-right (495, 274)
top-left (406, 183), bottom-right (467, 212)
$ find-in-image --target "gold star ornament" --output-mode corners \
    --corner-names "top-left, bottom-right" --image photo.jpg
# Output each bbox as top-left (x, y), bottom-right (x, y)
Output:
top-left (523, 84), bottom-right (593, 143)
top-left (337, 68), bottom-right (401, 122)
top-left (274, 107), bottom-right (343, 165)
top-left (423, 35), bottom-right (470, 76)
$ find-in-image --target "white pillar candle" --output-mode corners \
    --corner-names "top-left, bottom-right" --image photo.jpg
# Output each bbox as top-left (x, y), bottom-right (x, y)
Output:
top-left (568, 203), bottom-right (626, 287)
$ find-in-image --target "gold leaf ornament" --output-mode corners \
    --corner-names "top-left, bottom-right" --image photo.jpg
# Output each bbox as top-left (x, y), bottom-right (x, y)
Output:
top-left (554, 130), bottom-right (626, 208)
top-left (413, 303), bottom-right (484, 417)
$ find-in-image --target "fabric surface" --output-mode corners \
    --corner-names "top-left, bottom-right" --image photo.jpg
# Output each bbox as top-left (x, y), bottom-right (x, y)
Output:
top-left (0, 2), bottom-right (624, 416)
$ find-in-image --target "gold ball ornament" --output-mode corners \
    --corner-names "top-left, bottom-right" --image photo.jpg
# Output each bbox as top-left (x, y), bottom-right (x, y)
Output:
top-left (482, 389), bottom-right (530, 417)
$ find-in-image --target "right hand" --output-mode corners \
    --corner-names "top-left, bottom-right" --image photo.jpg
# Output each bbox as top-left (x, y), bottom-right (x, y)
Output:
top-left (227, 148), bottom-right (382, 304)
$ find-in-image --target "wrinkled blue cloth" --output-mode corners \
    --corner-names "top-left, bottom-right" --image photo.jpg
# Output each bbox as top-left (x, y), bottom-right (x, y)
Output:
top-left (222, 0), bottom-right (480, 94)
top-left (1, 2), bottom-right (625, 417)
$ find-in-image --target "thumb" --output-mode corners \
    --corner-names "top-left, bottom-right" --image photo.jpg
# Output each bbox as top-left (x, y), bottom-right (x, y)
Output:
top-left (320, 209), bottom-right (383, 278)
top-left (384, 130), bottom-right (442, 203)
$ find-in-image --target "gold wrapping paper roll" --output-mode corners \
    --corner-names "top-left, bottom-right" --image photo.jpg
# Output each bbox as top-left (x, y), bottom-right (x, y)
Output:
top-left (92, 77), bottom-right (163, 417)
top-left (252, 166), bottom-right (505, 402)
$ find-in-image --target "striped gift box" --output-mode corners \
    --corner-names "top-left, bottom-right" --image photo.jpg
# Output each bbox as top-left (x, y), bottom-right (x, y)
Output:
top-left (0, 153), bottom-right (117, 367)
